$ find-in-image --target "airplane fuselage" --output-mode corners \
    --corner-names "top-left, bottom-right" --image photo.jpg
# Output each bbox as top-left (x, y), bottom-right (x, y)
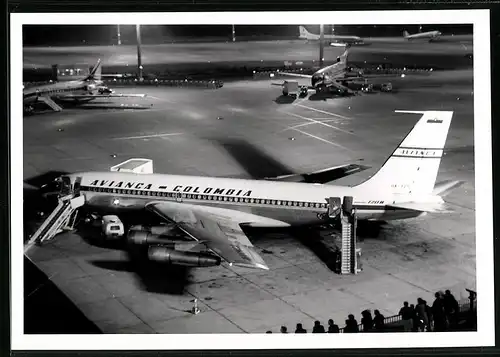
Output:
top-left (66, 171), bottom-right (431, 227)
top-left (405, 31), bottom-right (442, 41)
top-left (23, 79), bottom-right (104, 106)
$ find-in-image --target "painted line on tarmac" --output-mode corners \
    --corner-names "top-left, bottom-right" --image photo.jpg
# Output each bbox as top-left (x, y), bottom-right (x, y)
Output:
top-left (285, 111), bottom-right (355, 136)
top-left (147, 95), bottom-right (176, 103)
top-left (281, 119), bottom-right (342, 132)
top-left (290, 128), bottom-right (349, 150)
top-left (294, 103), bottom-right (353, 120)
top-left (111, 132), bottom-right (184, 140)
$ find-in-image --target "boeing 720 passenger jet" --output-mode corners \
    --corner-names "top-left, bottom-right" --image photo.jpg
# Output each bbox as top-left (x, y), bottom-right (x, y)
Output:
top-left (31, 110), bottom-right (462, 270)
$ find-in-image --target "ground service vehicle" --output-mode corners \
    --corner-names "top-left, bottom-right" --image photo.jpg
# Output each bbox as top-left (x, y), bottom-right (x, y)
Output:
top-left (101, 215), bottom-right (125, 238)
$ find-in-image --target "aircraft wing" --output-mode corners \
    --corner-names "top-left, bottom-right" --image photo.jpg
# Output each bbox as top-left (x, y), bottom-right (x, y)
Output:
top-left (146, 201), bottom-right (285, 270)
top-left (265, 163), bottom-right (370, 184)
top-left (279, 72), bottom-right (313, 79)
top-left (59, 93), bottom-right (147, 99)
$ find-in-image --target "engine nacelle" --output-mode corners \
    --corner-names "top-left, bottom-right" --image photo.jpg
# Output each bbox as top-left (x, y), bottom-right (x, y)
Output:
top-left (84, 84), bottom-right (96, 92)
top-left (148, 246), bottom-right (221, 267)
top-left (97, 86), bottom-right (114, 94)
top-left (127, 225), bottom-right (193, 248)
top-left (129, 224), bottom-right (178, 236)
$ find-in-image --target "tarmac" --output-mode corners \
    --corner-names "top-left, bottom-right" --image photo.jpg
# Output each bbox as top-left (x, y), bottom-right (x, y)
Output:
top-left (22, 57), bottom-right (476, 334)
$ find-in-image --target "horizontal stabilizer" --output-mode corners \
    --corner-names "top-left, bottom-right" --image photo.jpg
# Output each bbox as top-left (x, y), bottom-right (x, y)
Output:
top-left (432, 180), bottom-right (465, 196)
top-left (388, 201), bottom-right (454, 213)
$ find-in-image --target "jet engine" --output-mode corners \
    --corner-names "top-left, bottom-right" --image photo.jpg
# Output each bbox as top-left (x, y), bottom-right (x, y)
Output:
top-left (84, 84), bottom-right (96, 93)
top-left (127, 225), bottom-right (220, 267)
top-left (127, 224), bottom-right (184, 245)
top-left (97, 86), bottom-right (114, 94)
top-left (148, 246), bottom-right (221, 267)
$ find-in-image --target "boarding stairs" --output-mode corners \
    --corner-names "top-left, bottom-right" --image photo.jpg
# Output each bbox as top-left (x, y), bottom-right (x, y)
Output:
top-left (38, 96), bottom-right (63, 112)
top-left (24, 194), bottom-right (84, 253)
top-left (340, 217), bottom-right (353, 274)
top-left (327, 196), bottom-right (360, 275)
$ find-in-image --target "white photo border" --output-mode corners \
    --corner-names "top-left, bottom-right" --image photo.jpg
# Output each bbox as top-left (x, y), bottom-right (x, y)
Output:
top-left (11, 9), bottom-right (494, 350)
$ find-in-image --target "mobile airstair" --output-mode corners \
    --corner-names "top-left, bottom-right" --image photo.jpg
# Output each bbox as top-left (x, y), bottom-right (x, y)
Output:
top-left (327, 196), bottom-right (361, 275)
top-left (24, 176), bottom-right (85, 253)
top-left (38, 96), bottom-right (63, 112)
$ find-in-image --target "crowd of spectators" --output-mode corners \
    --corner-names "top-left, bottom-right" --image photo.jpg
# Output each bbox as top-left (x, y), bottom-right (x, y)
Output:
top-left (265, 289), bottom-right (464, 334)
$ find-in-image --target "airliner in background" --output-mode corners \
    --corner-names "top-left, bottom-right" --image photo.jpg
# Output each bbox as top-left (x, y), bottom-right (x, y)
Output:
top-left (276, 45), bottom-right (399, 95)
top-left (30, 110), bottom-right (462, 271)
top-left (298, 26), bottom-right (365, 46)
top-left (23, 59), bottom-right (146, 114)
top-left (403, 29), bottom-right (442, 42)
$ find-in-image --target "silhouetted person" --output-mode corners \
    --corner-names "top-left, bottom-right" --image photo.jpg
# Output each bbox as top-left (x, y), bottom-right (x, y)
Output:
top-left (399, 301), bottom-right (414, 332)
top-left (295, 323), bottom-right (307, 333)
top-left (280, 326), bottom-right (288, 333)
top-left (373, 310), bottom-right (385, 331)
top-left (410, 304), bottom-right (418, 332)
top-left (432, 292), bottom-right (448, 332)
top-left (443, 290), bottom-right (459, 328)
top-left (327, 319), bottom-right (339, 333)
top-left (416, 298), bottom-right (429, 332)
top-left (344, 314), bottom-right (359, 333)
top-left (424, 299), bottom-right (433, 332)
top-left (361, 310), bottom-right (373, 332)
top-left (312, 320), bottom-right (326, 333)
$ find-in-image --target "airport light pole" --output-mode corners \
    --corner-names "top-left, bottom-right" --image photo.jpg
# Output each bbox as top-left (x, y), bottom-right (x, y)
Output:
top-left (136, 24), bottom-right (143, 80)
top-left (232, 24), bottom-right (236, 42)
top-left (117, 24), bottom-right (122, 45)
top-left (319, 24), bottom-right (324, 67)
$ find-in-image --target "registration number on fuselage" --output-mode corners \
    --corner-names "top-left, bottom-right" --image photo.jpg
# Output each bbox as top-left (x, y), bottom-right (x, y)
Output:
top-left (368, 200), bottom-right (384, 205)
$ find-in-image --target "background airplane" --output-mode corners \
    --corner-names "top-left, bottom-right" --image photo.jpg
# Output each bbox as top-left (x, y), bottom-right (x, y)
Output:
top-left (23, 59), bottom-right (146, 113)
top-left (276, 46), bottom-right (398, 95)
top-left (298, 26), bottom-right (365, 45)
top-left (403, 29), bottom-right (442, 42)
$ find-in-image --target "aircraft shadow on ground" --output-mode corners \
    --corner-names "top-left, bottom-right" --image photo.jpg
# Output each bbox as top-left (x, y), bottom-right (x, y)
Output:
top-left (274, 95), bottom-right (296, 105)
top-left (307, 92), bottom-right (356, 101)
top-left (77, 222), bottom-right (190, 295)
top-left (90, 254), bottom-right (190, 296)
top-left (214, 137), bottom-right (295, 179)
top-left (246, 220), bottom-right (388, 273)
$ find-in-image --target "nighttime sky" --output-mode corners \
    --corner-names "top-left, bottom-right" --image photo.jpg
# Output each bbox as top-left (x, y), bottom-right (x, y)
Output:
top-left (22, 24), bottom-right (473, 46)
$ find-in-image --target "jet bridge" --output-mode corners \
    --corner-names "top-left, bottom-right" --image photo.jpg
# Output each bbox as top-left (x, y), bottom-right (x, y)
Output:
top-left (24, 176), bottom-right (85, 253)
top-left (327, 196), bottom-right (361, 275)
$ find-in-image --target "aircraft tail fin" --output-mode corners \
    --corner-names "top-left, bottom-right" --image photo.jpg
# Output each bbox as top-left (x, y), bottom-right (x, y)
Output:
top-left (299, 26), bottom-right (310, 38)
top-left (335, 45), bottom-right (350, 66)
top-left (85, 59), bottom-right (102, 81)
top-left (403, 30), bottom-right (411, 38)
top-left (355, 111), bottom-right (454, 197)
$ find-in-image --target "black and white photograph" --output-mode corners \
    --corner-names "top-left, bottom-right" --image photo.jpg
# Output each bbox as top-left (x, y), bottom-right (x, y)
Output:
top-left (11, 10), bottom-right (494, 350)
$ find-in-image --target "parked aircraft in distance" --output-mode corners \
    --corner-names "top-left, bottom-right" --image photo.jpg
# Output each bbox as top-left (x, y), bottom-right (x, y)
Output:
top-left (403, 29), bottom-right (442, 42)
top-left (299, 26), bottom-right (365, 45)
top-left (23, 59), bottom-right (146, 113)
